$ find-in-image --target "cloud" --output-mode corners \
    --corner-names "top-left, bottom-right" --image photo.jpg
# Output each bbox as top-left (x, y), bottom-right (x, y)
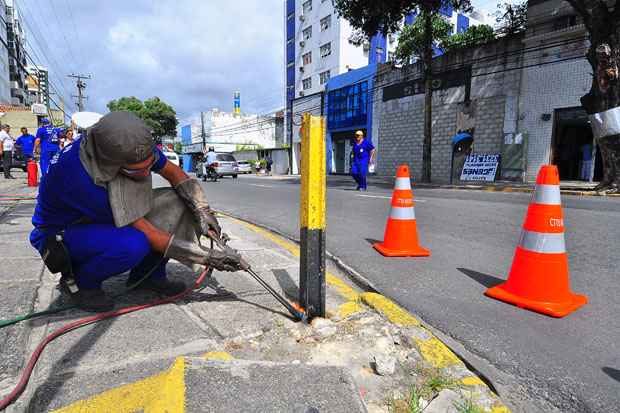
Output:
top-left (21, 0), bottom-right (284, 126)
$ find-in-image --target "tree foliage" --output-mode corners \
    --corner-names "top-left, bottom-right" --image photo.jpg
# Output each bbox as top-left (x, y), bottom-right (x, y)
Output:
top-left (494, 1), bottom-right (527, 36)
top-left (442, 24), bottom-right (496, 52)
top-left (107, 96), bottom-right (178, 140)
top-left (395, 13), bottom-right (452, 64)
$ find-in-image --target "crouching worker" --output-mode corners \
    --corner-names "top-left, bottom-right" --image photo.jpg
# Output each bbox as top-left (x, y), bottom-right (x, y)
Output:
top-left (30, 111), bottom-right (243, 312)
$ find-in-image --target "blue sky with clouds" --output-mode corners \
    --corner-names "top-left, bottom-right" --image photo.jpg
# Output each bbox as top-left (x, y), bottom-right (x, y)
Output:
top-left (18, 0), bottom-right (502, 126)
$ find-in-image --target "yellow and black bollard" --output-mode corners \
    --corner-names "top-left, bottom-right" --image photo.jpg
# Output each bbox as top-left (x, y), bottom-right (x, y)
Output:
top-left (299, 113), bottom-right (326, 320)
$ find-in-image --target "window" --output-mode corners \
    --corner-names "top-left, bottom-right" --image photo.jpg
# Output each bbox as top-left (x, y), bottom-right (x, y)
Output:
top-left (303, 77), bottom-right (312, 90)
top-left (302, 0), bottom-right (312, 14)
top-left (320, 15), bottom-right (331, 31)
top-left (327, 81), bottom-right (368, 129)
top-left (217, 154), bottom-right (236, 162)
top-left (319, 70), bottom-right (330, 85)
top-left (303, 26), bottom-right (312, 40)
top-left (302, 51), bottom-right (312, 65)
top-left (320, 42), bottom-right (332, 58)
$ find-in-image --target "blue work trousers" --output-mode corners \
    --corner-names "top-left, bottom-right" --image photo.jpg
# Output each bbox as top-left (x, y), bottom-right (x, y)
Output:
top-left (351, 160), bottom-right (369, 190)
top-left (36, 224), bottom-right (167, 289)
top-left (40, 150), bottom-right (58, 179)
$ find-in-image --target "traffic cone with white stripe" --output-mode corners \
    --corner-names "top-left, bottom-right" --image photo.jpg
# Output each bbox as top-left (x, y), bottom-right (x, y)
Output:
top-left (485, 165), bottom-right (587, 317)
top-left (373, 165), bottom-right (430, 257)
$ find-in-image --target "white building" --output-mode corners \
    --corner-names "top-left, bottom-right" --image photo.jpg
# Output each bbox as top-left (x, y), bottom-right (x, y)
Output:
top-left (0, 0), bottom-right (12, 103)
top-left (185, 109), bottom-right (278, 153)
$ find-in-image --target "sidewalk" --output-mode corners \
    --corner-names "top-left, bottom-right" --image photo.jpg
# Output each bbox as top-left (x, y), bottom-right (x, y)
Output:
top-left (244, 173), bottom-right (618, 197)
top-left (1, 179), bottom-right (510, 412)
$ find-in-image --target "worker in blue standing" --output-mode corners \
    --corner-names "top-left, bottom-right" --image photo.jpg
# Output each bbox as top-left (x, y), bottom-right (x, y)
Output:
top-left (15, 127), bottom-right (36, 160)
top-left (351, 130), bottom-right (375, 191)
top-left (33, 118), bottom-right (61, 179)
top-left (30, 111), bottom-right (243, 312)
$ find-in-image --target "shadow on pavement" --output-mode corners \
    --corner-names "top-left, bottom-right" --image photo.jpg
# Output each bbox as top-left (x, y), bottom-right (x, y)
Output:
top-left (457, 268), bottom-right (505, 289)
top-left (272, 269), bottom-right (299, 303)
top-left (364, 238), bottom-right (382, 246)
top-left (602, 367), bottom-right (620, 383)
top-left (25, 318), bottom-right (114, 413)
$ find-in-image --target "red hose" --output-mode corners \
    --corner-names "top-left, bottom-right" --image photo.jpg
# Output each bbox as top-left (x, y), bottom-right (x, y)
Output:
top-left (0, 268), bottom-right (210, 411)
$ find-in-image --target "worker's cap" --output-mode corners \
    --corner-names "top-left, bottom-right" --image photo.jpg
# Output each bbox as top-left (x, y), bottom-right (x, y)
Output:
top-left (86, 111), bottom-right (158, 227)
top-left (355, 130), bottom-right (364, 137)
top-left (89, 111), bottom-right (155, 166)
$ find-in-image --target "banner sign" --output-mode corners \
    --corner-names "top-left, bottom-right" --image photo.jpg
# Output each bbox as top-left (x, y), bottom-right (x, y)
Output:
top-left (182, 143), bottom-right (203, 154)
top-left (460, 153), bottom-right (500, 182)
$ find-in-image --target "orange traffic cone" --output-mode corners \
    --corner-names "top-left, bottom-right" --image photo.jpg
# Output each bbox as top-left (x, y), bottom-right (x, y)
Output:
top-left (373, 165), bottom-right (430, 257)
top-left (485, 165), bottom-right (587, 317)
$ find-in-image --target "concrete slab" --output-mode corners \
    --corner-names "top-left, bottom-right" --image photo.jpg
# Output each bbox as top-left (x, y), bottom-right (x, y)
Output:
top-left (184, 358), bottom-right (367, 413)
top-left (0, 258), bottom-right (43, 283)
top-left (241, 249), bottom-right (297, 270)
top-left (36, 299), bottom-right (214, 379)
top-left (0, 282), bottom-right (38, 383)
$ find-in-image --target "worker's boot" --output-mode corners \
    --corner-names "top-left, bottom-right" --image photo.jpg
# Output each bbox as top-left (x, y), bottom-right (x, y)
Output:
top-left (60, 278), bottom-right (114, 312)
top-left (131, 277), bottom-right (187, 297)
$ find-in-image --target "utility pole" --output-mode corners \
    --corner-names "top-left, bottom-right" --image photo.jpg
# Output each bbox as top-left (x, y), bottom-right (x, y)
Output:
top-left (68, 73), bottom-right (91, 112)
top-left (200, 111), bottom-right (206, 152)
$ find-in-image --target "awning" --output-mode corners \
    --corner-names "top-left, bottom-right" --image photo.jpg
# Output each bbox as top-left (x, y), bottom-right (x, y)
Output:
top-left (452, 132), bottom-right (472, 146)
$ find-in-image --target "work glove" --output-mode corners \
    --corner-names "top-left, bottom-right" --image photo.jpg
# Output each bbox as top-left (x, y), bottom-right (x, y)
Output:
top-left (174, 178), bottom-right (221, 236)
top-left (164, 236), bottom-right (245, 272)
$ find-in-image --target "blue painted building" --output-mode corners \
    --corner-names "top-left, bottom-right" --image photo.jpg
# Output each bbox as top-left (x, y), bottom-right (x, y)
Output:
top-left (180, 124), bottom-right (194, 172)
top-left (324, 63), bottom-right (377, 174)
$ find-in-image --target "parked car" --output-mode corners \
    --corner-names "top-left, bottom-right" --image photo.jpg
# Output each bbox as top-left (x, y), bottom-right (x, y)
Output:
top-left (0, 148), bottom-right (28, 173)
top-left (163, 151), bottom-right (180, 167)
top-left (196, 153), bottom-right (238, 179)
top-left (236, 160), bottom-right (253, 174)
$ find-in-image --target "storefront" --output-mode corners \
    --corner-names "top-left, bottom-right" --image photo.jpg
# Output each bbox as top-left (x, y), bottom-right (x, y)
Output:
top-left (325, 64), bottom-right (377, 175)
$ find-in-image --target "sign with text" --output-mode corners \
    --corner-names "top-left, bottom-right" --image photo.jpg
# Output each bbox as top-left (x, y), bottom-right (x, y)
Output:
top-left (460, 153), bottom-right (500, 182)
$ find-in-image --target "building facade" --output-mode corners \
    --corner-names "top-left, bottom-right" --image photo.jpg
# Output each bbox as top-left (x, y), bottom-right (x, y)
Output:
top-left (25, 65), bottom-right (49, 107)
top-left (5, 0), bottom-right (29, 106)
top-left (0, 0), bottom-right (11, 104)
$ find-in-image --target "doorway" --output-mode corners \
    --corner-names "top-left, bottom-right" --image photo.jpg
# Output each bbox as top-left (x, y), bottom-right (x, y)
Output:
top-left (334, 140), bottom-right (346, 173)
top-left (551, 107), bottom-right (603, 182)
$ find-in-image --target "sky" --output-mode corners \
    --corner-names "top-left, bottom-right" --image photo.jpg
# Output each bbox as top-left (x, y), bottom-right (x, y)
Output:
top-left (18, 0), bottom-right (501, 128)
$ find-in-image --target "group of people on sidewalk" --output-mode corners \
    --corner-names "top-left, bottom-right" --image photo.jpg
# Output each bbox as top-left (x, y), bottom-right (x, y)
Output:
top-left (0, 118), bottom-right (76, 180)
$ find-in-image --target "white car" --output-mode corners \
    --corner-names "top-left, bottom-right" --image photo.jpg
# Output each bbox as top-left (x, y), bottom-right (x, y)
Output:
top-left (163, 151), bottom-right (180, 167)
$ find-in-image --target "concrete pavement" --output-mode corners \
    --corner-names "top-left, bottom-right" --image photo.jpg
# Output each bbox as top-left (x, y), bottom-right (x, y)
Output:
top-left (0, 175), bottom-right (507, 412)
top-left (200, 174), bottom-right (620, 413)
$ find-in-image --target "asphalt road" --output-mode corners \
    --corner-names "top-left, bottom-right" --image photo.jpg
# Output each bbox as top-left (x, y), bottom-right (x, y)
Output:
top-left (197, 174), bottom-right (619, 413)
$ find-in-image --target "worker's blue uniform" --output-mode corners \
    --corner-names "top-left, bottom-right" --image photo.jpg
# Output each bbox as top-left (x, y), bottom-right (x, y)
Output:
top-left (351, 138), bottom-right (374, 190)
top-left (15, 133), bottom-right (36, 159)
top-left (30, 140), bottom-right (169, 290)
top-left (36, 125), bottom-right (61, 178)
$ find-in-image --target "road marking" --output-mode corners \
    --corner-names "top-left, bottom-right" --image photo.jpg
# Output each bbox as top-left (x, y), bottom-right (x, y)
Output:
top-left (355, 193), bottom-right (427, 202)
top-left (52, 357), bottom-right (186, 413)
top-left (248, 183), bottom-right (276, 188)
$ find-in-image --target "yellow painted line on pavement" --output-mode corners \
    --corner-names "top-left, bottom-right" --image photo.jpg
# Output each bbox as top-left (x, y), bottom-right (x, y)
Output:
top-left (52, 357), bottom-right (186, 413)
top-left (415, 337), bottom-right (461, 368)
top-left (360, 292), bottom-right (420, 326)
top-left (461, 376), bottom-right (486, 386)
top-left (491, 405), bottom-right (512, 413)
top-left (337, 301), bottom-right (363, 318)
top-left (202, 351), bottom-right (234, 361)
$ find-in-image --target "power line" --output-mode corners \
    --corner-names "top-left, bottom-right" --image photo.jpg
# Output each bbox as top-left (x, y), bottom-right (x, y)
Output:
top-left (68, 73), bottom-right (91, 112)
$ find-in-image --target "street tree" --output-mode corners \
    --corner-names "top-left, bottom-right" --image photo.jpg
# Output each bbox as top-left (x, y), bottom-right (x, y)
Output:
top-left (563, 1), bottom-right (620, 193)
top-left (334, 0), bottom-right (472, 183)
top-left (107, 96), bottom-right (178, 142)
top-left (494, 1), bottom-right (527, 36)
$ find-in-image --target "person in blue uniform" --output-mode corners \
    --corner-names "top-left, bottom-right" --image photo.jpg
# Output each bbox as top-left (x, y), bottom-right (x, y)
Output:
top-left (351, 130), bottom-right (375, 191)
top-left (30, 111), bottom-right (243, 312)
top-left (15, 127), bottom-right (36, 160)
top-left (34, 118), bottom-right (61, 178)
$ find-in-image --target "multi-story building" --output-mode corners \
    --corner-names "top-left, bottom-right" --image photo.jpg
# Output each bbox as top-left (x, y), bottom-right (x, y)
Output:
top-left (284, 0), bottom-right (488, 172)
top-left (5, 0), bottom-right (28, 106)
top-left (25, 65), bottom-right (49, 107)
top-left (0, 0), bottom-right (11, 104)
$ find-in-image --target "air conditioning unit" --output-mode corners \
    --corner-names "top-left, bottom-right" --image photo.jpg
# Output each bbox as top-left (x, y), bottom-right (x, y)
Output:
top-left (299, 14), bottom-right (305, 21)
top-left (299, 66), bottom-right (305, 72)
top-left (299, 91), bottom-right (305, 97)
top-left (299, 40), bottom-right (305, 47)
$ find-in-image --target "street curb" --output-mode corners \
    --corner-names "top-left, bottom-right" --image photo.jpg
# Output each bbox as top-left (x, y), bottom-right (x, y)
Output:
top-left (225, 213), bottom-right (513, 413)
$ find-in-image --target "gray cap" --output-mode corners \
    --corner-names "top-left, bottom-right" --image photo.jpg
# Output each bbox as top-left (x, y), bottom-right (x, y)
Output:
top-left (79, 111), bottom-right (159, 227)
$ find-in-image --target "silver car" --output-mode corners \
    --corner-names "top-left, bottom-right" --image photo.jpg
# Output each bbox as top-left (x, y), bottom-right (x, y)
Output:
top-left (207, 153), bottom-right (238, 178)
top-left (236, 160), bottom-right (253, 174)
